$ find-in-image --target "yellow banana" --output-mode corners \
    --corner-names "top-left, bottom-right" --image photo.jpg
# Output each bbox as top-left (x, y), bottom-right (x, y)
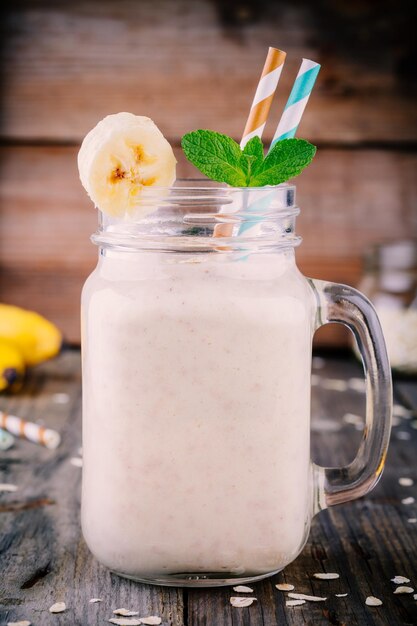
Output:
top-left (0, 304), bottom-right (62, 367)
top-left (0, 338), bottom-right (25, 391)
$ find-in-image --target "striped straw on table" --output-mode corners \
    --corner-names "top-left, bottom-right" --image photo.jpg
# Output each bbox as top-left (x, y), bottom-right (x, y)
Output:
top-left (241, 47), bottom-right (287, 149)
top-left (269, 58), bottom-right (320, 150)
top-left (0, 410), bottom-right (61, 449)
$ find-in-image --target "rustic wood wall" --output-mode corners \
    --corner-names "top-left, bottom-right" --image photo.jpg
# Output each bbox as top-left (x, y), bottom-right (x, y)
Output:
top-left (1, 0), bottom-right (416, 345)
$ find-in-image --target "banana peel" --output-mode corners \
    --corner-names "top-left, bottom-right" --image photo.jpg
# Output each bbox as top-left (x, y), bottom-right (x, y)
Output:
top-left (0, 304), bottom-right (62, 391)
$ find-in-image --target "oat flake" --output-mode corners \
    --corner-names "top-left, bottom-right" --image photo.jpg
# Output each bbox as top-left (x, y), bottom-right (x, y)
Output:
top-left (414, 593), bottom-right (417, 600)
top-left (276, 583), bottom-right (295, 591)
top-left (393, 404), bottom-right (413, 418)
top-left (365, 596), bottom-right (382, 606)
top-left (109, 617), bottom-right (143, 626)
top-left (90, 598), bottom-right (103, 603)
top-left (140, 618), bottom-right (162, 625)
top-left (0, 483), bottom-right (18, 492)
top-left (402, 497), bottom-right (415, 505)
top-left (233, 585), bottom-right (254, 593)
top-left (399, 478), bottom-right (414, 487)
top-left (7, 622), bottom-right (31, 626)
top-left (396, 431), bottom-right (411, 441)
top-left (393, 586), bottom-right (414, 594)
top-left (49, 602), bottom-right (66, 613)
top-left (286, 599), bottom-right (305, 606)
top-left (230, 597), bottom-right (256, 607)
top-left (343, 413), bottom-right (363, 426)
top-left (70, 457), bottom-right (83, 468)
top-left (288, 592), bottom-right (326, 602)
top-left (335, 593), bottom-right (348, 597)
top-left (113, 609), bottom-right (139, 616)
top-left (391, 576), bottom-right (411, 584)
top-left (408, 518), bottom-right (417, 523)
top-left (313, 573), bottom-right (339, 580)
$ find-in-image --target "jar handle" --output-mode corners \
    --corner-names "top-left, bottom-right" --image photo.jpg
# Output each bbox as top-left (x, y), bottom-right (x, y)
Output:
top-left (309, 279), bottom-right (392, 513)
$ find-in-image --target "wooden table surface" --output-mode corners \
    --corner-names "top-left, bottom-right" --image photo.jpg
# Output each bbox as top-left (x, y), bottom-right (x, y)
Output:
top-left (1, 350), bottom-right (416, 626)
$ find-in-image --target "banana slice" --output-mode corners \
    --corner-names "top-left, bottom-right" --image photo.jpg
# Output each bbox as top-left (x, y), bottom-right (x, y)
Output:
top-left (78, 112), bottom-right (177, 216)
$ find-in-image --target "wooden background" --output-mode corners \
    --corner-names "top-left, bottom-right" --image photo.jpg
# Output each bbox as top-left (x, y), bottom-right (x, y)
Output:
top-left (1, 0), bottom-right (416, 345)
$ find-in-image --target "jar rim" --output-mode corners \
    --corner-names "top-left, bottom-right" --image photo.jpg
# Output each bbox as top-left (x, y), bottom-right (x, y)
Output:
top-left (92, 179), bottom-right (301, 252)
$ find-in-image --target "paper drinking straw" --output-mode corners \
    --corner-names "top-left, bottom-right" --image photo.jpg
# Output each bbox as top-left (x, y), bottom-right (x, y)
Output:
top-left (237, 57), bottom-right (320, 236)
top-left (240, 47), bottom-right (287, 149)
top-left (269, 58), bottom-right (320, 150)
top-left (0, 411), bottom-right (61, 449)
top-left (214, 47), bottom-right (286, 239)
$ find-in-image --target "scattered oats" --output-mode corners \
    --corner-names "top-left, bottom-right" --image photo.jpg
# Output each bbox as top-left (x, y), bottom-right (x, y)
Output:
top-left (399, 478), bottom-right (414, 487)
top-left (7, 621), bottom-right (31, 626)
top-left (393, 586), bottom-right (414, 594)
top-left (365, 596), bottom-right (382, 606)
top-left (393, 404), bottom-right (413, 418)
top-left (286, 599), bottom-right (306, 607)
top-left (113, 609), bottom-right (139, 616)
top-left (109, 617), bottom-right (143, 626)
top-left (396, 431), bottom-right (411, 441)
top-left (355, 423), bottom-right (364, 431)
top-left (348, 378), bottom-right (366, 393)
top-left (414, 594), bottom-right (417, 600)
top-left (343, 413), bottom-right (363, 426)
top-left (70, 457), bottom-right (83, 468)
top-left (89, 598), bottom-right (103, 603)
top-left (49, 602), bottom-right (66, 613)
top-left (391, 576), bottom-right (411, 584)
top-left (276, 583), bottom-right (295, 591)
top-left (391, 416), bottom-right (401, 427)
top-left (312, 356), bottom-right (325, 369)
top-left (402, 497), bottom-right (415, 505)
top-left (335, 593), bottom-right (348, 598)
top-left (408, 518), bottom-right (417, 523)
top-left (230, 597), bottom-right (256, 607)
top-left (140, 618), bottom-right (162, 625)
top-left (321, 378), bottom-right (349, 392)
top-left (233, 585), bottom-right (254, 593)
top-left (53, 393), bottom-right (70, 404)
top-left (288, 593), bottom-right (326, 602)
top-left (0, 483), bottom-right (18, 492)
top-left (313, 573), bottom-right (339, 580)
top-left (311, 374), bottom-right (321, 386)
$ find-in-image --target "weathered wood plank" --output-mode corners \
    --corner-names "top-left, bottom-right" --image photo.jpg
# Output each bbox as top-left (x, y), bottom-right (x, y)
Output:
top-left (1, 145), bottom-right (416, 344)
top-left (2, 0), bottom-right (416, 143)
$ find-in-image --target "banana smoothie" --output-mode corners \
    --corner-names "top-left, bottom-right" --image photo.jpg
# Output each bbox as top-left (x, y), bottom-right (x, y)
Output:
top-left (81, 246), bottom-right (314, 579)
top-left (79, 113), bottom-right (315, 582)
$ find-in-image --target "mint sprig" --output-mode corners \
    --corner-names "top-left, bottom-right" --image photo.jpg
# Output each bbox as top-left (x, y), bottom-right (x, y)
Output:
top-left (181, 130), bottom-right (316, 187)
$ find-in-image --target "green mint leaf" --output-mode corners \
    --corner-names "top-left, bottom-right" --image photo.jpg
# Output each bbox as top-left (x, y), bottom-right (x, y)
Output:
top-left (240, 136), bottom-right (265, 184)
top-left (249, 138), bottom-right (316, 186)
top-left (181, 130), bottom-right (247, 186)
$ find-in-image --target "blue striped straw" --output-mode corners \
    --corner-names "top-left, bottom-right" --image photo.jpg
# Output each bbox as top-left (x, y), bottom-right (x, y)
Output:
top-left (269, 58), bottom-right (320, 151)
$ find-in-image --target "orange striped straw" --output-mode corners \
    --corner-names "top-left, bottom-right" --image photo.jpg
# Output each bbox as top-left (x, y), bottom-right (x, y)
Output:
top-left (0, 410), bottom-right (61, 449)
top-left (240, 47), bottom-right (287, 149)
top-left (214, 47), bottom-right (286, 239)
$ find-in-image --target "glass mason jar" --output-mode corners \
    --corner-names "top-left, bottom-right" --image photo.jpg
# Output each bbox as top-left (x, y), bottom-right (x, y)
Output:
top-left (81, 182), bottom-right (392, 587)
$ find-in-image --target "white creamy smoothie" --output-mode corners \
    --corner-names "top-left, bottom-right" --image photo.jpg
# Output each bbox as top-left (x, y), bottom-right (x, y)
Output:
top-left (81, 247), bottom-right (315, 579)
